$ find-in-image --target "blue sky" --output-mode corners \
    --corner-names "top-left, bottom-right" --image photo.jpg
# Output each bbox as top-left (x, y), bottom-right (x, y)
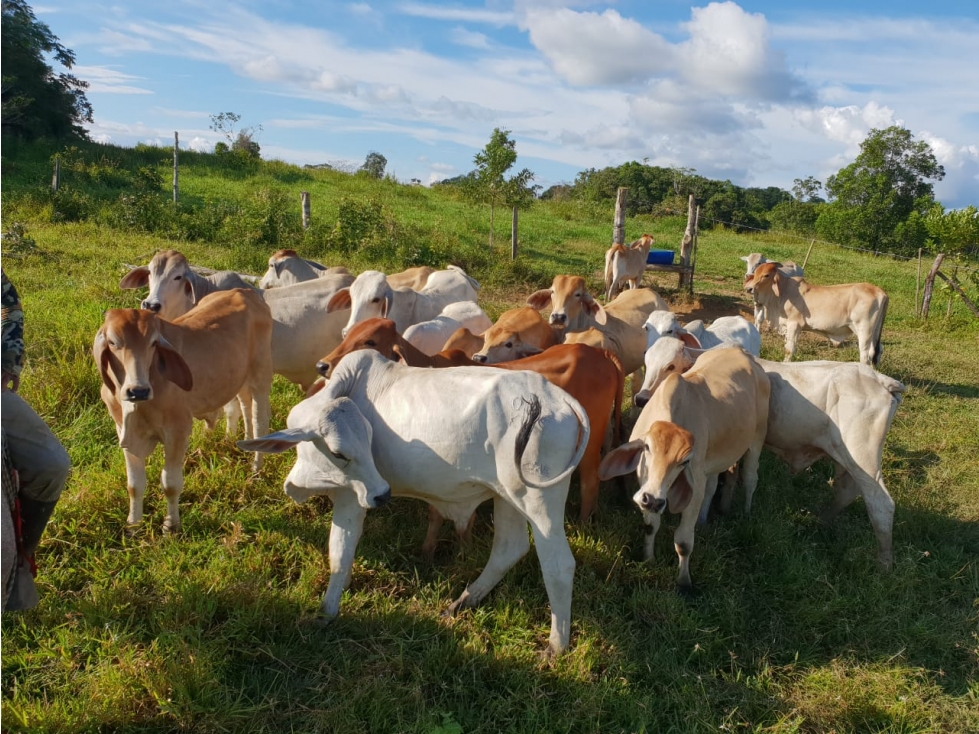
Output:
top-left (39, 1), bottom-right (979, 207)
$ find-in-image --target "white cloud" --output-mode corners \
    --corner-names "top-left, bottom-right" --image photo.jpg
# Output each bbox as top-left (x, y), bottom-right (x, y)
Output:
top-left (450, 27), bottom-right (490, 49)
top-left (398, 3), bottom-right (513, 25)
top-left (73, 65), bottom-right (153, 94)
top-left (522, 8), bottom-right (673, 86)
top-left (795, 102), bottom-right (900, 147)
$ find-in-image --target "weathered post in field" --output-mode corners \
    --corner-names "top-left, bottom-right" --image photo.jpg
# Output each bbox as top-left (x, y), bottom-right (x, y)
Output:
top-left (51, 156), bottom-right (60, 192)
top-left (935, 268), bottom-right (979, 320)
top-left (301, 191), bottom-right (311, 230)
top-left (172, 132), bottom-right (179, 203)
top-left (920, 253), bottom-right (945, 319)
top-left (801, 237), bottom-right (816, 271)
top-left (613, 188), bottom-right (628, 245)
top-left (915, 248), bottom-right (922, 316)
top-left (511, 207), bottom-right (518, 260)
top-left (678, 194), bottom-right (697, 292)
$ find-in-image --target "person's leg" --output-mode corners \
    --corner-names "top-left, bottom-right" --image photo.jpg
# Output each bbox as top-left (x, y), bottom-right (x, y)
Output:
top-left (2, 390), bottom-right (71, 610)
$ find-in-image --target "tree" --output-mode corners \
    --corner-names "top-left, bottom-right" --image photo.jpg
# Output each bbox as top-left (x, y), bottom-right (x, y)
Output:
top-left (791, 176), bottom-right (823, 203)
top-left (209, 112), bottom-right (262, 159)
top-left (1, 0), bottom-right (93, 140)
top-left (465, 128), bottom-right (538, 247)
top-left (360, 151), bottom-right (387, 179)
top-left (818, 126), bottom-right (945, 255)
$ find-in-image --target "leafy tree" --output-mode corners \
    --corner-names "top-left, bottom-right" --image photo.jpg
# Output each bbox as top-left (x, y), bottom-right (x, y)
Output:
top-left (465, 128), bottom-right (538, 246)
top-left (1, 0), bottom-right (93, 139)
top-left (209, 112), bottom-right (262, 159)
top-left (925, 204), bottom-right (979, 257)
top-left (792, 176), bottom-right (823, 203)
top-left (360, 151), bottom-right (387, 179)
top-left (817, 126), bottom-right (945, 255)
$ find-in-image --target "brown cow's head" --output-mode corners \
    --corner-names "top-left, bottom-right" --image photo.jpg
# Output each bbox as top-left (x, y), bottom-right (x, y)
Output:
top-left (473, 307), bottom-right (556, 363)
top-left (316, 318), bottom-right (401, 378)
top-left (526, 275), bottom-right (606, 331)
top-left (744, 261), bottom-right (781, 298)
top-left (119, 250), bottom-right (199, 321)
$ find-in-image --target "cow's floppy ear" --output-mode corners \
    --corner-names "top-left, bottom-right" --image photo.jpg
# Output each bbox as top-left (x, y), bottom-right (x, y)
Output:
top-left (237, 427), bottom-right (316, 454)
top-left (677, 331), bottom-right (701, 349)
top-left (381, 289), bottom-right (395, 319)
top-left (327, 288), bottom-right (352, 312)
top-left (391, 344), bottom-right (407, 363)
top-left (583, 294), bottom-right (607, 325)
top-left (526, 289), bottom-right (552, 311)
top-left (273, 259), bottom-right (286, 278)
top-left (739, 255), bottom-right (749, 263)
top-left (184, 278), bottom-right (198, 304)
top-left (598, 440), bottom-right (644, 480)
top-left (772, 271), bottom-right (781, 298)
top-left (119, 267), bottom-right (149, 290)
top-left (667, 465), bottom-right (694, 513)
top-left (95, 330), bottom-right (123, 391)
top-left (155, 336), bottom-right (193, 391)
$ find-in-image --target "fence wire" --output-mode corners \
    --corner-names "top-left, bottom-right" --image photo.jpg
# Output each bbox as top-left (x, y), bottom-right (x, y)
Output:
top-left (701, 217), bottom-right (979, 275)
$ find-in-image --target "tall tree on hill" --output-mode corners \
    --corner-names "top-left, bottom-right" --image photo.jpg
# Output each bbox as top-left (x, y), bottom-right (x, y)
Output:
top-left (466, 128), bottom-right (538, 247)
top-left (817, 126), bottom-right (945, 256)
top-left (360, 151), bottom-right (387, 179)
top-left (1, 0), bottom-right (93, 140)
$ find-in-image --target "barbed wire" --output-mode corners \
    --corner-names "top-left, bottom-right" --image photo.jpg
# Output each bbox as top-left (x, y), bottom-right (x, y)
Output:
top-left (701, 217), bottom-right (979, 275)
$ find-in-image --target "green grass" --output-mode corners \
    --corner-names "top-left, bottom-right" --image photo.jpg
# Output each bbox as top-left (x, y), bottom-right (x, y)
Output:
top-left (2, 141), bottom-right (977, 733)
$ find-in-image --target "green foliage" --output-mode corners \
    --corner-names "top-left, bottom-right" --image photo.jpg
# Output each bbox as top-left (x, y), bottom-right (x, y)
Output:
top-left (925, 204), bottom-right (979, 257)
top-left (766, 200), bottom-right (821, 235)
top-left (700, 182), bottom-right (766, 232)
top-left (821, 126), bottom-right (944, 255)
top-left (792, 175), bottom-right (824, 203)
top-left (1, 0), bottom-right (93, 140)
top-left (359, 151), bottom-right (387, 180)
top-left (465, 128), bottom-right (538, 246)
top-left (210, 111), bottom-right (262, 160)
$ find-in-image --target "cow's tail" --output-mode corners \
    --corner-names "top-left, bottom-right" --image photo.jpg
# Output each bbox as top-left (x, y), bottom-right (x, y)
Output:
top-left (603, 246), bottom-right (619, 301)
top-left (606, 350), bottom-right (625, 446)
top-left (871, 292), bottom-right (889, 366)
top-left (514, 395), bottom-right (590, 489)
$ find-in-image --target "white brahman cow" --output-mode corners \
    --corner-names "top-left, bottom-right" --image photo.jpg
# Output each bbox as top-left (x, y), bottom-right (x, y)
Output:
top-left (240, 349), bottom-right (590, 658)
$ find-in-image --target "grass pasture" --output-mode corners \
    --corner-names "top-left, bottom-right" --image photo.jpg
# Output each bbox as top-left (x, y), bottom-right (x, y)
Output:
top-left (1, 143), bottom-right (978, 733)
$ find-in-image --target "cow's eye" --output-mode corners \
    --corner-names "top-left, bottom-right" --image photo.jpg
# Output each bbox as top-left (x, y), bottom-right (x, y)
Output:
top-left (174, 275), bottom-right (182, 281)
top-left (371, 298), bottom-right (380, 303)
top-left (505, 342), bottom-right (513, 349)
top-left (666, 365), bottom-right (675, 371)
top-left (329, 449), bottom-right (350, 466)
top-left (365, 340), bottom-right (376, 347)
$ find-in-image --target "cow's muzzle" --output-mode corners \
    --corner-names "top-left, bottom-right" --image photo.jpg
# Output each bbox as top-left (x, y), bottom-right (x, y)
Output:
top-left (638, 493), bottom-right (666, 514)
top-left (125, 386), bottom-right (151, 402)
top-left (472, 354), bottom-right (488, 364)
top-left (372, 488), bottom-right (392, 508)
top-left (141, 300), bottom-right (162, 313)
top-left (316, 360), bottom-right (331, 377)
top-left (549, 313), bottom-right (568, 327)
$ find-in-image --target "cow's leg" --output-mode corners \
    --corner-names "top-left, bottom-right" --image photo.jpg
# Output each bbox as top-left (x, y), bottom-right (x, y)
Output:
top-left (642, 509), bottom-right (661, 562)
top-left (422, 504), bottom-right (444, 561)
top-left (124, 449), bottom-right (148, 526)
top-left (697, 472), bottom-right (720, 526)
top-left (160, 432), bottom-right (189, 533)
top-left (819, 462), bottom-right (861, 522)
top-left (237, 387), bottom-right (255, 441)
top-left (822, 463), bottom-right (894, 571)
top-left (675, 468), bottom-right (706, 592)
top-left (782, 323), bottom-right (800, 362)
top-left (224, 399), bottom-right (242, 436)
top-left (322, 489), bottom-right (367, 617)
top-left (528, 490), bottom-right (577, 658)
top-left (719, 464), bottom-right (739, 514)
top-left (249, 385), bottom-right (272, 472)
top-left (629, 370), bottom-right (644, 414)
top-left (445, 497), bottom-right (529, 616)
top-left (576, 437), bottom-right (603, 522)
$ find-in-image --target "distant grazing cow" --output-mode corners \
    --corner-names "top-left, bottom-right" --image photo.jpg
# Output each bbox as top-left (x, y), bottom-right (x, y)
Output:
top-left (740, 254), bottom-right (804, 329)
top-left (744, 262), bottom-right (888, 365)
top-left (240, 349), bottom-right (590, 658)
top-left (599, 348), bottom-right (770, 590)
top-left (259, 249), bottom-right (349, 289)
top-left (327, 267), bottom-right (480, 337)
top-left (94, 289), bottom-right (273, 531)
top-left (605, 234), bottom-right (654, 301)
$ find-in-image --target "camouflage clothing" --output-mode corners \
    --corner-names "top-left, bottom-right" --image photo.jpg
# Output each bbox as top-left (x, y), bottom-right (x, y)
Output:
top-left (2, 270), bottom-right (25, 380)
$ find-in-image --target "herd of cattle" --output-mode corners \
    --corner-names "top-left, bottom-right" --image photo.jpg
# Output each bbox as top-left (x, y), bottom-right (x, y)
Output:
top-left (93, 241), bottom-right (903, 657)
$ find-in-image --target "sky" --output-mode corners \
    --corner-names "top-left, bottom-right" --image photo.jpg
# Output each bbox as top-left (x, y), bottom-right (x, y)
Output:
top-left (37, 0), bottom-right (979, 208)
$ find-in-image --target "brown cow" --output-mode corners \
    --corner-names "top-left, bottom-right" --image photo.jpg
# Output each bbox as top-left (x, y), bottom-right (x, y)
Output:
top-left (471, 307), bottom-right (559, 364)
top-left (93, 289), bottom-right (273, 531)
top-left (315, 318), bottom-right (624, 537)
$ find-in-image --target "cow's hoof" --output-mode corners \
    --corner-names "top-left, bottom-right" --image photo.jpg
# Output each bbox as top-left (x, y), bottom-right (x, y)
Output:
top-left (676, 583), bottom-right (701, 600)
top-left (162, 519), bottom-right (181, 534)
top-left (124, 523), bottom-right (141, 538)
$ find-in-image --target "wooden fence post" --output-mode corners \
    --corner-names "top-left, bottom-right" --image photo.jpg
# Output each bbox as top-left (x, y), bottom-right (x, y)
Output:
top-left (920, 253), bottom-right (945, 319)
top-left (511, 207), bottom-right (518, 260)
top-left (914, 248), bottom-right (922, 316)
top-left (678, 194), bottom-right (696, 292)
top-left (51, 156), bottom-right (60, 192)
top-left (301, 191), bottom-right (311, 229)
top-left (801, 237), bottom-right (816, 271)
top-left (613, 188), bottom-right (628, 245)
top-left (172, 132), bottom-right (179, 203)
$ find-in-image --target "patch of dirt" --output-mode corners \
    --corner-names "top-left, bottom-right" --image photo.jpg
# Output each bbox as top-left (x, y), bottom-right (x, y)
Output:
top-left (669, 292), bottom-right (755, 322)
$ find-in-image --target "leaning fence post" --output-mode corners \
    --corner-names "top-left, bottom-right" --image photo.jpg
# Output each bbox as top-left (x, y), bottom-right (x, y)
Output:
top-left (52, 156), bottom-right (60, 192)
top-left (920, 253), bottom-right (944, 319)
top-left (301, 191), bottom-right (311, 229)
top-left (801, 237), bottom-right (816, 271)
top-left (914, 248), bottom-right (922, 316)
top-left (613, 188), bottom-right (628, 245)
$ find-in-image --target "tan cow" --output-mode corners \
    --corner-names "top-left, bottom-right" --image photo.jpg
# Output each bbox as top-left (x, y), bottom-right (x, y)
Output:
top-left (604, 234), bottom-right (654, 301)
top-left (744, 262), bottom-right (888, 365)
top-left (471, 307), bottom-right (559, 364)
top-left (527, 276), bottom-right (668, 399)
top-left (315, 318), bottom-right (624, 529)
top-left (93, 289), bottom-right (273, 532)
top-left (386, 266), bottom-right (436, 291)
top-left (259, 249), bottom-right (349, 289)
top-left (598, 348), bottom-right (770, 591)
